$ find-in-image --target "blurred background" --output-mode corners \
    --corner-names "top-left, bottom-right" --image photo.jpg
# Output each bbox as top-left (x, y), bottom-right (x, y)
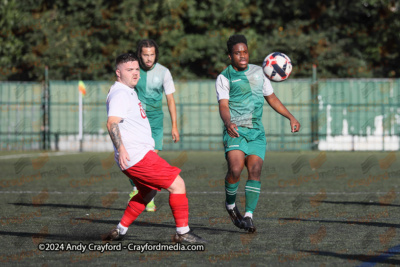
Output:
top-left (1, 0), bottom-right (399, 152)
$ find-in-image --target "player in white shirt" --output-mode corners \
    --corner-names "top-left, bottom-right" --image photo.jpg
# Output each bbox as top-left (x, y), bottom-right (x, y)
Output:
top-left (127, 39), bottom-right (180, 212)
top-left (103, 53), bottom-right (205, 243)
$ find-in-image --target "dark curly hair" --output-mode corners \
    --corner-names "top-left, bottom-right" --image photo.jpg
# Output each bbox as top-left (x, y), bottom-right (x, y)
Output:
top-left (227, 34), bottom-right (248, 55)
top-left (136, 39), bottom-right (159, 70)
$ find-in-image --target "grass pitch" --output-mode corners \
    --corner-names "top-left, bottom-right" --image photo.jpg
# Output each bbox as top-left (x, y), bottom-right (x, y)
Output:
top-left (0, 150), bottom-right (399, 266)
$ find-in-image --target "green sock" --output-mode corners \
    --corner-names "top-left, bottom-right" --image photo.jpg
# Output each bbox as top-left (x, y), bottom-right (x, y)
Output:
top-left (129, 179), bottom-right (136, 187)
top-left (245, 180), bottom-right (261, 213)
top-left (225, 180), bottom-right (240, 205)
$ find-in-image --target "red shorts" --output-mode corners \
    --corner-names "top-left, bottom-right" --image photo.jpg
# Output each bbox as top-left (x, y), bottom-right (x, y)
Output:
top-left (123, 150), bottom-right (181, 194)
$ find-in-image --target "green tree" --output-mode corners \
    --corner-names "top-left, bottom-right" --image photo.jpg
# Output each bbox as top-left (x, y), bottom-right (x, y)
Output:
top-left (0, 0), bottom-right (398, 81)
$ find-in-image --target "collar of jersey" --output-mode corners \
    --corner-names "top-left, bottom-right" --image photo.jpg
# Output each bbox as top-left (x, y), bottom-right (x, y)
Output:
top-left (230, 64), bottom-right (249, 73)
top-left (141, 63), bottom-right (157, 72)
top-left (115, 81), bottom-right (135, 91)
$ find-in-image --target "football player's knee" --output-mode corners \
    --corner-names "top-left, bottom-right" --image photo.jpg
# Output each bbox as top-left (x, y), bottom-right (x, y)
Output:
top-left (229, 166), bottom-right (243, 179)
top-left (168, 175), bottom-right (186, 193)
top-left (249, 165), bottom-right (262, 179)
top-left (176, 176), bottom-right (186, 189)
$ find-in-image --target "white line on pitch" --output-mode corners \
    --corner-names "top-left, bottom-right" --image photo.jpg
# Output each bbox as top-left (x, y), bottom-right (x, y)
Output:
top-left (0, 191), bottom-right (398, 195)
top-left (0, 152), bottom-right (80, 160)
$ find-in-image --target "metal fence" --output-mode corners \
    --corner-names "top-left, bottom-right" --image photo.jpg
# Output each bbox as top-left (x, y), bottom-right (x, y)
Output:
top-left (1, 79), bottom-right (399, 151)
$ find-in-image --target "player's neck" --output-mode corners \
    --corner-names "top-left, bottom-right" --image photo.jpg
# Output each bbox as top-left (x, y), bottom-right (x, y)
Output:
top-left (142, 63), bottom-right (156, 71)
top-left (116, 80), bottom-right (135, 89)
top-left (231, 65), bottom-right (248, 72)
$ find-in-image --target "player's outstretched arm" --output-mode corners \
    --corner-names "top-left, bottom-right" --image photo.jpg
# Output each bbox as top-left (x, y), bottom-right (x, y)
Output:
top-left (107, 116), bottom-right (131, 169)
top-left (264, 93), bottom-right (301, 133)
top-left (166, 94), bottom-right (180, 143)
top-left (219, 99), bottom-right (239, 137)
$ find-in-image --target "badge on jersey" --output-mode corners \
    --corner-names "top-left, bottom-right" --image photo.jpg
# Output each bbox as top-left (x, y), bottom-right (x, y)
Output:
top-left (138, 103), bottom-right (147, 119)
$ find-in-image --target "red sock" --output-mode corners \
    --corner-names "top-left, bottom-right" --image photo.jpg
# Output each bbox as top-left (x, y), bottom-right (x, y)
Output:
top-left (120, 193), bottom-right (146, 227)
top-left (169, 194), bottom-right (189, 227)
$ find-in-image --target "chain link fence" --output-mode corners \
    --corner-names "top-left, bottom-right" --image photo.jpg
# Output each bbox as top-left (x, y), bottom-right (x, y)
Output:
top-left (1, 79), bottom-right (399, 151)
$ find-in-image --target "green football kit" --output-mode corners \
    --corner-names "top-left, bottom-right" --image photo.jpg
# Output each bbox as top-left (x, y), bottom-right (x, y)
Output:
top-left (217, 63), bottom-right (275, 221)
top-left (215, 64), bottom-right (274, 161)
top-left (135, 63), bottom-right (176, 151)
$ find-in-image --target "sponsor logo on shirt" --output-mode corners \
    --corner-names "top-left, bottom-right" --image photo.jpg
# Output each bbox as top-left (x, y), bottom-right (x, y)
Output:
top-left (232, 79), bottom-right (242, 83)
top-left (229, 145), bottom-right (240, 148)
top-left (153, 77), bottom-right (160, 83)
top-left (138, 103), bottom-right (147, 119)
top-left (253, 74), bottom-right (261, 80)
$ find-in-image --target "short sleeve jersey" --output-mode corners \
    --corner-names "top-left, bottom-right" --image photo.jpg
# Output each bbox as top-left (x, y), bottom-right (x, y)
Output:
top-left (107, 81), bottom-right (155, 170)
top-left (215, 64), bottom-right (274, 129)
top-left (135, 63), bottom-right (175, 128)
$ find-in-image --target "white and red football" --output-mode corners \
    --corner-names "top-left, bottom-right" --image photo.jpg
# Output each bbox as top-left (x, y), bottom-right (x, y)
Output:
top-left (262, 52), bottom-right (292, 82)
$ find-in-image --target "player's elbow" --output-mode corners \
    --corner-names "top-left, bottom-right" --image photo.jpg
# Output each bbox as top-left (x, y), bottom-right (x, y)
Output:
top-left (106, 120), bottom-right (112, 132)
top-left (106, 117), bottom-right (119, 132)
top-left (218, 99), bottom-right (229, 109)
top-left (264, 93), bottom-right (276, 102)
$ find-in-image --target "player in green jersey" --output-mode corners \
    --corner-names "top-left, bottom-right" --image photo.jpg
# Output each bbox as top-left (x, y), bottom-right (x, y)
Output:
top-left (216, 35), bottom-right (301, 232)
top-left (127, 39), bottom-right (180, 212)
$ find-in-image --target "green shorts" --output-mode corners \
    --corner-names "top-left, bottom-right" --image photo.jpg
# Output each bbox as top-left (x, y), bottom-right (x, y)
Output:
top-left (147, 112), bottom-right (164, 151)
top-left (151, 126), bottom-right (163, 151)
top-left (223, 127), bottom-right (266, 161)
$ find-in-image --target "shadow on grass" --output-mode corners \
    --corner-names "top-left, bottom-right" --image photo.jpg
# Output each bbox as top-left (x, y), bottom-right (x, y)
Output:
top-left (0, 218), bottom-right (236, 243)
top-left (300, 249), bottom-right (400, 265)
top-left (278, 217), bottom-right (400, 228)
top-left (0, 230), bottom-right (106, 242)
top-left (9, 202), bottom-right (125, 211)
top-left (0, 229), bottom-right (167, 243)
top-left (97, 219), bottom-right (240, 234)
top-left (320, 200), bottom-right (400, 208)
top-left (0, 220), bottom-right (175, 242)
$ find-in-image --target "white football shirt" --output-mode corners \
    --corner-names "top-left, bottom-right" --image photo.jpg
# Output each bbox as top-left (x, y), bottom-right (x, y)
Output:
top-left (107, 81), bottom-right (155, 170)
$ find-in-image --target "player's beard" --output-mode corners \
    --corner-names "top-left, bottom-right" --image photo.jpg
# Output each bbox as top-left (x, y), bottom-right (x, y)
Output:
top-left (140, 58), bottom-right (155, 71)
top-left (143, 62), bottom-right (153, 71)
top-left (234, 62), bottom-right (248, 71)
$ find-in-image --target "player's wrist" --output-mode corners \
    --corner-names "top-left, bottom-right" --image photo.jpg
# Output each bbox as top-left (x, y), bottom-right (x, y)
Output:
top-left (117, 145), bottom-right (126, 153)
top-left (224, 120), bottom-right (233, 127)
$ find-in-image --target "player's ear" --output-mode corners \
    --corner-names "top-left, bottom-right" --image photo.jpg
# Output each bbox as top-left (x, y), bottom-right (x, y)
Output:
top-left (115, 69), bottom-right (120, 78)
top-left (228, 53), bottom-right (232, 61)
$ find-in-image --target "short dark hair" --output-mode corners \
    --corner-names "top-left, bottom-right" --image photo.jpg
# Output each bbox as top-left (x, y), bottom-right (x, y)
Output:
top-left (136, 39), bottom-right (159, 69)
top-left (227, 34), bottom-right (248, 55)
top-left (115, 53), bottom-right (138, 70)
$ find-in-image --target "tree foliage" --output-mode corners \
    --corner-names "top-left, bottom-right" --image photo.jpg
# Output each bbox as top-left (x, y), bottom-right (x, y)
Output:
top-left (0, 0), bottom-right (399, 81)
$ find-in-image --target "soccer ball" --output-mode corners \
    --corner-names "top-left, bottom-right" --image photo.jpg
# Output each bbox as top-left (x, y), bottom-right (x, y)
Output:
top-left (262, 52), bottom-right (292, 82)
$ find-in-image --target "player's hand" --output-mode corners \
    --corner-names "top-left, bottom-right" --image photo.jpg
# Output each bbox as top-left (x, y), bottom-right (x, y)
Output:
top-left (172, 127), bottom-right (180, 143)
top-left (225, 122), bottom-right (240, 138)
top-left (118, 146), bottom-right (130, 169)
top-left (290, 118), bottom-right (301, 133)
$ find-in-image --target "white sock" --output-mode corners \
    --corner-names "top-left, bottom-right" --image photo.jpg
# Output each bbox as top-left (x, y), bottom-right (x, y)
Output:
top-left (117, 223), bottom-right (128, 235)
top-left (226, 202), bottom-right (236, 210)
top-left (244, 212), bottom-right (253, 219)
top-left (176, 226), bottom-right (190, 235)
top-left (133, 186), bottom-right (137, 191)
